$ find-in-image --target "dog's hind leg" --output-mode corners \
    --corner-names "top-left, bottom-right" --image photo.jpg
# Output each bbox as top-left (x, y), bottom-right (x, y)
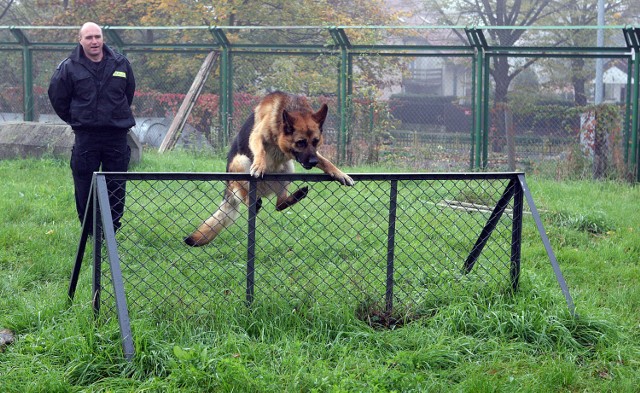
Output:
top-left (275, 186), bottom-right (309, 211)
top-left (184, 185), bottom-right (244, 247)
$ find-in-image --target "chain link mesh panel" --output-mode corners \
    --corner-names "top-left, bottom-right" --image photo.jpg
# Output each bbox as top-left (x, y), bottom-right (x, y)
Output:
top-left (93, 173), bottom-right (521, 324)
top-left (349, 54), bottom-right (474, 169)
top-left (34, 53), bottom-right (67, 118)
top-left (488, 55), bottom-right (631, 178)
top-left (0, 51), bottom-right (24, 117)
top-left (3, 26), bottom-right (636, 178)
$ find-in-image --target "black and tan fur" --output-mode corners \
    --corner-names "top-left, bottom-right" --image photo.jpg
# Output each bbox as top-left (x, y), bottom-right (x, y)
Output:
top-left (184, 91), bottom-right (354, 247)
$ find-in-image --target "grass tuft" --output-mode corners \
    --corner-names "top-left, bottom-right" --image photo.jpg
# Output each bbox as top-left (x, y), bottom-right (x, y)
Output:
top-left (547, 210), bottom-right (614, 235)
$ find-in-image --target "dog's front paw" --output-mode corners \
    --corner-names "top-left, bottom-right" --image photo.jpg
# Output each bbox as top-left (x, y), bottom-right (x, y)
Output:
top-left (334, 172), bottom-right (355, 186)
top-left (249, 161), bottom-right (266, 178)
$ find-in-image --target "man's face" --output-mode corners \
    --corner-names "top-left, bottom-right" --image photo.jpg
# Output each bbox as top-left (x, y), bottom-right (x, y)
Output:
top-left (79, 25), bottom-right (103, 61)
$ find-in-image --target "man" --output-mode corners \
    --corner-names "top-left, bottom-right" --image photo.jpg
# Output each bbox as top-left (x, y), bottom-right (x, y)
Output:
top-left (48, 22), bottom-right (136, 234)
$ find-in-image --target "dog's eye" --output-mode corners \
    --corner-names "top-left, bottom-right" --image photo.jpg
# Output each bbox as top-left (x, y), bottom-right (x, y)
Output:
top-left (312, 138), bottom-right (319, 147)
top-left (295, 140), bottom-right (307, 148)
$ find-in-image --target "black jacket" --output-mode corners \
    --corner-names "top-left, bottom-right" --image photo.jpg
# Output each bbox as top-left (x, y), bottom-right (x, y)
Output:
top-left (48, 43), bottom-right (136, 132)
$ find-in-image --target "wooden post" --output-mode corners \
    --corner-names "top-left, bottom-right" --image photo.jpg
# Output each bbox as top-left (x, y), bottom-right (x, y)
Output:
top-left (158, 51), bottom-right (219, 153)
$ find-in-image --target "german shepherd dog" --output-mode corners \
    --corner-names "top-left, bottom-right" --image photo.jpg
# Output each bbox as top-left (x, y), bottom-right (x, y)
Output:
top-left (184, 91), bottom-right (354, 247)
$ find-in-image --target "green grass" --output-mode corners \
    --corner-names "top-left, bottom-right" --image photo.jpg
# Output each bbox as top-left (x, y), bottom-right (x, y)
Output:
top-left (1, 149), bottom-right (639, 392)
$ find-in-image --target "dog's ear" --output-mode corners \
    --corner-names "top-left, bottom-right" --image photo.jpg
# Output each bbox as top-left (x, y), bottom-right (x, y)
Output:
top-left (312, 104), bottom-right (328, 131)
top-left (282, 109), bottom-right (295, 135)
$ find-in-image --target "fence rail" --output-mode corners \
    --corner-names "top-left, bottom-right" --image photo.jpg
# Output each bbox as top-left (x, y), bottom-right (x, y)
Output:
top-left (1, 25), bottom-right (639, 179)
top-left (68, 171), bottom-right (574, 360)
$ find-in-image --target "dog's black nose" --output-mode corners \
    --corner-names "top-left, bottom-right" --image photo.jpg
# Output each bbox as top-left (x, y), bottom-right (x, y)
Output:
top-left (306, 155), bottom-right (318, 168)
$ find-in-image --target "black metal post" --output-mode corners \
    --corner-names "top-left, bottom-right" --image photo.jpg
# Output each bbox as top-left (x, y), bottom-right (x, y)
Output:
top-left (246, 179), bottom-right (258, 306)
top-left (517, 174), bottom-right (576, 317)
top-left (68, 184), bottom-right (94, 302)
top-left (96, 174), bottom-right (135, 360)
top-left (92, 174), bottom-right (102, 317)
top-left (463, 178), bottom-right (516, 274)
top-left (385, 180), bottom-right (398, 314)
top-left (510, 179), bottom-right (524, 291)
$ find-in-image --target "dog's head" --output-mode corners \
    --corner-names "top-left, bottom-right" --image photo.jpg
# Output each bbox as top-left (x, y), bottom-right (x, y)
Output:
top-left (278, 104), bottom-right (328, 170)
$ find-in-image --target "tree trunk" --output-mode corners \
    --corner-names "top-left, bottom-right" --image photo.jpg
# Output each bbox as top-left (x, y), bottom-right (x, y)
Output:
top-left (505, 106), bottom-right (516, 171)
top-left (571, 58), bottom-right (587, 106)
top-left (491, 57), bottom-right (511, 153)
top-left (593, 106), bottom-right (609, 179)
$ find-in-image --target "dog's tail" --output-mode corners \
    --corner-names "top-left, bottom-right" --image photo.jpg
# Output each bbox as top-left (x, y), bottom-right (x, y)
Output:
top-left (184, 191), bottom-right (242, 247)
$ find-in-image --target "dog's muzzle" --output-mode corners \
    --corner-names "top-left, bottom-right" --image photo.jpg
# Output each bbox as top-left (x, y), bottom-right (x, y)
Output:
top-left (295, 153), bottom-right (318, 170)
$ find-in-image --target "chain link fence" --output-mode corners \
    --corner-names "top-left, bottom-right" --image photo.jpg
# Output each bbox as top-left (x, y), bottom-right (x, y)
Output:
top-left (80, 173), bottom-right (524, 331)
top-left (487, 55), bottom-right (634, 179)
top-left (2, 26), bottom-right (638, 179)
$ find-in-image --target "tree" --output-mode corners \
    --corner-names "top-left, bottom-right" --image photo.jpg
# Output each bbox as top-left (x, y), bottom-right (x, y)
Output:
top-left (0, 0), bottom-right (14, 22)
top-left (21, 0), bottom-right (400, 102)
top-left (426, 0), bottom-right (564, 107)
top-left (421, 0), bottom-right (562, 154)
top-left (548, 1), bottom-right (625, 106)
top-left (0, 0), bottom-right (55, 24)
top-left (423, 0), bottom-right (631, 105)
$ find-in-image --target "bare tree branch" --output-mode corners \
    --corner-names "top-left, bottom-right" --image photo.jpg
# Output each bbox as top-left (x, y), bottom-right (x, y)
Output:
top-left (0, 0), bottom-right (15, 21)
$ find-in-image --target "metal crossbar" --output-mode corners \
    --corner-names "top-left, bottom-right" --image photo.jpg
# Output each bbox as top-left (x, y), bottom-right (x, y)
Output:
top-left (67, 172), bottom-right (574, 360)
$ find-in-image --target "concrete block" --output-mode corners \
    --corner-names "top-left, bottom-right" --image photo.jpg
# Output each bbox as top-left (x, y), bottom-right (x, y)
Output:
top-left (0, 121), bottom-right (141, 163)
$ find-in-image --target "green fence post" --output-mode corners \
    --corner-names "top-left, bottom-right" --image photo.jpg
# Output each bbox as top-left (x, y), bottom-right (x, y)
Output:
top-left (226, 50), bottom-right (233, 147)
top-left (330, 27), bottom-right (352, 164)
top-left (345, 53), bottom-right (353, 164)
top-left (218, 49), bottom-right (227, 147)
top-left (474, 50), bottom-right (485, 170)
top-left (624, 58), bottom-right (632, 164)
top-left (10, 28), bottom-right (34, 121)
top-left (466, 27), bottom-right (485, 171)
top-left (482, 54), bottom-right (491, 170)
top-left (22, 45), bottom-right (33, 121)
top-left (470, 55), bottom-right (477, 170)
top-left (633, 46), bottom-right (640, 181)
top-left (211, 27), bottom-right (231, 148)
top-left (339, 50), bottom-right (348, 163)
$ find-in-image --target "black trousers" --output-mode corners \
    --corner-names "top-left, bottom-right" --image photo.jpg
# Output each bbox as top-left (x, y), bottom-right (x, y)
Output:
top-left (70, 131), bottom-right (131, 234)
